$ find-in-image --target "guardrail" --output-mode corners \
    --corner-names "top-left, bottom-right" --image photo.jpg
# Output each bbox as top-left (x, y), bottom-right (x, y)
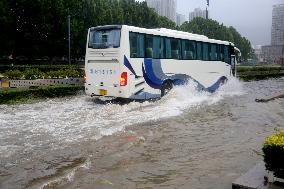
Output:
top-left (1, 78), bottom-right (84, 89)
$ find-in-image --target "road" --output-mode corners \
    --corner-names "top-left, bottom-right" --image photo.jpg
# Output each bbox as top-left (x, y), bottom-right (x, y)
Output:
top-left (0, 78), bottom-right (283, 189)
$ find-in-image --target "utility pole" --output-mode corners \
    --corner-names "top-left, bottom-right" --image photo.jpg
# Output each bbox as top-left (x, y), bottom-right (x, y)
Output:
top-left (282, 32), bottom-right (284, 67)
top-left (68, 12), bottom-right (71, 65)
top-left (206, 0), bottom-right (209, 19)
top-left (281, 45), bottom-right (284, 67)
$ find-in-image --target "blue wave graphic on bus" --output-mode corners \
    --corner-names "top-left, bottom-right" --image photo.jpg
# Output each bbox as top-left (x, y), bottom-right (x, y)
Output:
top-left (142, 58), bottom-right (188, 89)
top-left (123, 56), bottom-right (227, 93)
top-left (206, 76), bottom-right (227, 92)
top-left (124, 55), bottom-right (137, 77)
top-left (141, 58), bottom-right (227, 93)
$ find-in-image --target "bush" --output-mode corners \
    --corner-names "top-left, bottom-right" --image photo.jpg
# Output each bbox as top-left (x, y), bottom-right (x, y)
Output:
top-left (237, 66), bottom-right (284, 73)
top-left (65, 68), bottom-right (81, 78)
top-left (23, 68), bottom-right (44, 79)
top-left (44, 70), bottom-right (61, 78)
top-left (4, 70), bottom-right (23, 79)
top-left (44, 68), bottom-right (83, 78)
top-left (263, 131), bottom-right (284, 178)
top-left (2, 67), bottom-right (83, 79)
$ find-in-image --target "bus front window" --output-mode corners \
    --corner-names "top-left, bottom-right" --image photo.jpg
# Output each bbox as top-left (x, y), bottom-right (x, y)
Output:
top-left (88, 29), bottom-right (121, 49)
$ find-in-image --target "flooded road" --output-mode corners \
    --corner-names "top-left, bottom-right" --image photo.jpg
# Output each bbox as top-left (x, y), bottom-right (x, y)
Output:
top-left (0, 78), bottom-right (284, 189)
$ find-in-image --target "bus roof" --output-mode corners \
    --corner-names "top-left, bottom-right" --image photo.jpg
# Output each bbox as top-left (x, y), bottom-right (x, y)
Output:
top-left (89, 25), bottom-right (234, 46)
top-left (124, 25), bottom-right (234, 46)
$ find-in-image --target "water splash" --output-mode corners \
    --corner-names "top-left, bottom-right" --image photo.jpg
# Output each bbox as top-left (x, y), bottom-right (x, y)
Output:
top-left (0, 77), bottom-right (244, 158)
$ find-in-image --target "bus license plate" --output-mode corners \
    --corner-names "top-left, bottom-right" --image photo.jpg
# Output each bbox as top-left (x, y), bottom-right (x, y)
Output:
top-left (99, 89), bottom-right (107, 96)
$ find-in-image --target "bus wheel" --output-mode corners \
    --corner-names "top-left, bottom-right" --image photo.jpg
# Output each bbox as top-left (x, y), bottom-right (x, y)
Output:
top-left (161, 80), bottom-right (173, 97)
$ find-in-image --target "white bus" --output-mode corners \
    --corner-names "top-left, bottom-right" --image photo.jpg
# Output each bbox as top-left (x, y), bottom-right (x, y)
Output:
top-left (85, 25), bottom-right (239, 100)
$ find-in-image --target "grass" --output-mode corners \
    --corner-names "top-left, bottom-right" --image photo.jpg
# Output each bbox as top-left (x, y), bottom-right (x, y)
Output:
top-left (237, 65), bottom-right (284, 81)
top-left (0, 85), bottom-right (84, 105)
top-left (0, 64), bottom-right (84, 74)
top-left (237, 65), bottom-right (284, 72)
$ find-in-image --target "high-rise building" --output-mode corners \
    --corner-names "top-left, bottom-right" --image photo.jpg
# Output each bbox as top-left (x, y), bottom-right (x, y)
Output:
top-left (146, 0), bottom-right (160, 14)
top-left (271, 4), bottom-right (284, 45)
top-left (261, 4), bottom-right (284, 64)
top-left (176, 13), bottom-right (187, 26)
top-left (189, 8), bottom-right (208, 22)
top-left (146, 0), bottom-right (177, 23)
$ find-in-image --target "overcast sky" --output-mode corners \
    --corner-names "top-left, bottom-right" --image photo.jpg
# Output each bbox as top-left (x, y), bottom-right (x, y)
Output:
top-left (138, 0), bottom-right (284, 47)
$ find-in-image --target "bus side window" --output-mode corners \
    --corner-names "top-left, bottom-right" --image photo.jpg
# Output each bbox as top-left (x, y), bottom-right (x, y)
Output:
top-left (202, 43), bottom-right (209, 61)
top-left (210, 44), bottom-right (217, 61)
top-left (137, 34), bottom-right (145, 57)
top-left (224, 45), bottom-right (230, 64)
top-left (160, 37), bottom-right (165, 59)
top-left (196, 42), bottom-right (202, 60)
top-left (216, 45), bottom-right (221, 61)
top-left (171, 38), bottom-right (181, 59)
top-left (189, 41), bottom-right (196, 60)
top-left (220, 45), bottom-right (224, 62)
top-left (129, 32), bottom-right (137, 58)
top-left (182, 40), bottom-right (196, 60)
top-left (145, 34), bottom-right (153, 58)
top-left (182, 40), bottom-right (190, 59)
top-left (165, 38), bottom-right (172, 59)
top-left (129, 32), bottom-right (144, 58)
top-left (153, 36), bottom-right (164, 59)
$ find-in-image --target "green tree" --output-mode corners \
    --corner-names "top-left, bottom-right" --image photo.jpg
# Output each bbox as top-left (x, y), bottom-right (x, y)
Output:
top-left (0, 0), bottom-right (13, 58)
top-left (0, 0), bottom-right (252, 61)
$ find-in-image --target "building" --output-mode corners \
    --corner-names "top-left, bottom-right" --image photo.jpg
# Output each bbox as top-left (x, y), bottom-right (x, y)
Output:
top-left (146, 0), bottom-right (177, 23)
top-left (176, 13), bottom-right (187, 26)
top-left (261, 4), bottom-right (284, 64)
top-left (261, 45), bottom-right (283, 64)
top-left (253, 45), bottom-right (263, 62)
top-left (271, 4), bottom-right (284, 46)
top-left (189, 8), bottom-right (208, 22)
top-left (146, 0), bottom-right (160, 14)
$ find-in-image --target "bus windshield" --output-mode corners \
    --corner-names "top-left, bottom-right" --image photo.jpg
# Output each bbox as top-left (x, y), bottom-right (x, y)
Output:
top-left (88, 29), bottom-right (121, 49)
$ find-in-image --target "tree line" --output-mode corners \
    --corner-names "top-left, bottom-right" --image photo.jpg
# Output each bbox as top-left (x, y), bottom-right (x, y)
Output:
top-left (0, 0), bottom-right (252, 61)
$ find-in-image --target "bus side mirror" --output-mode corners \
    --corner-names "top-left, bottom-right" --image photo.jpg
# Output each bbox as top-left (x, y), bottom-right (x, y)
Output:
top-left (231, 56), bottom-right (237, 76)
top-left (231, 56), bottom-right (236, 66)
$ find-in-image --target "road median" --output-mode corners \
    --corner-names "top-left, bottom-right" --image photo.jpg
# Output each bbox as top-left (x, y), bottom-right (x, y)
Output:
top-left (237, 66), bottom-right (284, 81)
top-left (0, 85), bottom-right (84, 105)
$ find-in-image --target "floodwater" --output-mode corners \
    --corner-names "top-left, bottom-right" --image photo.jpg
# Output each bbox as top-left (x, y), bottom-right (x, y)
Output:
top-left (0, 78), bottom-right (283, 189)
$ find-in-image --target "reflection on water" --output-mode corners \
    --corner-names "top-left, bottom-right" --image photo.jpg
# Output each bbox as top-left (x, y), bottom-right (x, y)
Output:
top-left (0, 78), bottom-right (283, 189)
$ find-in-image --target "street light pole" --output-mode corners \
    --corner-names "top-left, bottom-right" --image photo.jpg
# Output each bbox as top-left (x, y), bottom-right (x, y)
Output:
top-left (282, 32), bottom-right (284, 67)
top-left (206, 0), bottom-right (209, 19)
top-left (68, 14), bottom-right (71, 65)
